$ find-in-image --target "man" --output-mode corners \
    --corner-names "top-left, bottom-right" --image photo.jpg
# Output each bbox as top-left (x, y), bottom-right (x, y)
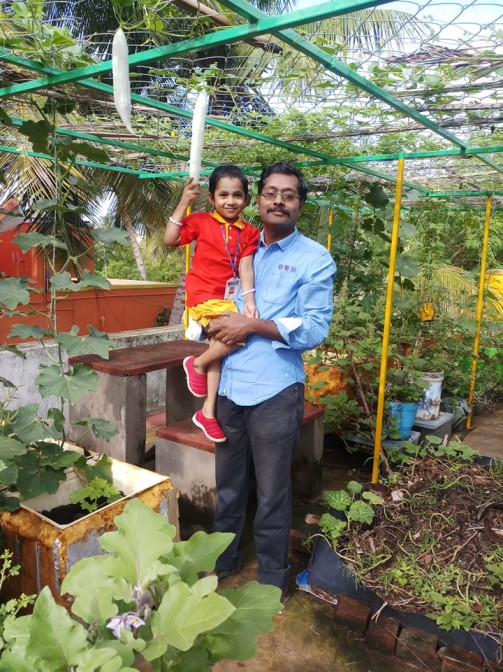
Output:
top-left (207, 162), bottom-right (336, 599)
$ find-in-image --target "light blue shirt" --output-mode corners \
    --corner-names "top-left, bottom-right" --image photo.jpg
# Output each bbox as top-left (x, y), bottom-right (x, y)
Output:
top-left (219, 228), bottom-right (336, 405)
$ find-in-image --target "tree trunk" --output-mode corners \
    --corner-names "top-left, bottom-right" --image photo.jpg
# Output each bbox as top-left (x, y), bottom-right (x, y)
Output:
top-left (120, 207), bottom-right (147, 280)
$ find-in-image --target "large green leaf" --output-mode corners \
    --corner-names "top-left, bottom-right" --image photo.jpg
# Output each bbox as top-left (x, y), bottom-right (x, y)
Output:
top-left (99, 499), bottom-right (176, 585)
top-left (144, 581), bottom-right (235, 658)
top-left (92, 228), bottom-right (131, 246)
top-left (62, 555), bottom-right (132, 624)
top-left (18, 119), bottom-right (52, 153)
top-left (16, 451), bottom-right (68, 499)
top-left (50, 272), bottom-right (81, 292)
top-left (36, 363), bottom-right (97, 404)
top-left (14, 232), bottom-right (67, 252)
top-left (395, 254), bottom-right (421, 279)
top-left (0, 277), bottom-right (32, 310)
top-left (167, 531), bottom-right (235, 585)
top-left (56, 326), bottom-right (113, 358)
top-left (204, 582), bottom-right (282, 662)
top-left (0, 436), bottom-right (27, 459)
top-left (10, 404), bottom-right (58, 443)
top-left (37, 442), bottom-right (82, 469)
top-left (72, 417), bottom-right (118, 439)
top-left (9, 324), bottom-right (53, 340)
top-left (78, 271), bottom-right (111, 290)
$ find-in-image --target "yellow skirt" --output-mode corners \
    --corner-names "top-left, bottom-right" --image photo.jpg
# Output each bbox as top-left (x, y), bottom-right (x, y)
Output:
top-left (188, 299), bottom-right (238, 327)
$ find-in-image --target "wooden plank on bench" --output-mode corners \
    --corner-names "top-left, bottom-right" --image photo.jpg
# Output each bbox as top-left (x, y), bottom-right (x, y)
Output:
top-left (69, 340), bottom-right (207, 376)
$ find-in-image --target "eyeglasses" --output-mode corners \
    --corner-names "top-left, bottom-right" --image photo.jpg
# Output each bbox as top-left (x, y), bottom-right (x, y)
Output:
top-left (259, 191), bottom-right (300, 203)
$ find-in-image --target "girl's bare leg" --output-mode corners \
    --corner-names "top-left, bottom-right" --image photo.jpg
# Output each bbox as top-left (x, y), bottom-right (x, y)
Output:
top-left (202, 360), bottom-right (221, 419)
top-left (192, 338), bottom-right (237, 373)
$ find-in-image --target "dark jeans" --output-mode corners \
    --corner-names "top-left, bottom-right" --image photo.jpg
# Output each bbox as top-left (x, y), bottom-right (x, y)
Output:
top-left (214, 383), bottom-right (304, 591)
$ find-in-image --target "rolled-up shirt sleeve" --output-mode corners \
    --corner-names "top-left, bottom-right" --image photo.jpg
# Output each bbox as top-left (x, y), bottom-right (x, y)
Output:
top-left (273, 251), bottom-right (336, 351)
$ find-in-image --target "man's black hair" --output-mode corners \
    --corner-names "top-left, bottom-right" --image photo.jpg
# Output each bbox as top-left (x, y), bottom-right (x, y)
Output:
top-left (257, 162), bottom-right (308, 202)
top-left (208, 165), bottom-right (249, 196)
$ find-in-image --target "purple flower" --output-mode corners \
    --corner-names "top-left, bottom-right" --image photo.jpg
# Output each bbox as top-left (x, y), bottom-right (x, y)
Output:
top-left (107, 613), bottom-right (146, 639)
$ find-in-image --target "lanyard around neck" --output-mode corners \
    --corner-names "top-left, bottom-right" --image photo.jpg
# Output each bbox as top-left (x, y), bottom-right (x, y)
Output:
top-left (219, 224), bottom-right (240, 277)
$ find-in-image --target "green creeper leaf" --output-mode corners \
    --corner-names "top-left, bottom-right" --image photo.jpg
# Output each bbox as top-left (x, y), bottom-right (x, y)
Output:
top-left (47, 407), bottom-right (66, 432)
top-left (78, 271), bottom-right (111, 290)
top-left (205, 582), bottom-right (282, 662)
top-left (0, 277), bottom-right (32, 309)
top-left (56, 326), bottom-right (113, 358)
top-left (63, 142), bottom-right (109, 163)
top-left (0, 345), bottom-right (26, 359)
top-left (144, 582), bottom-right (235, 658)
top-left (75, 453), bottom-right (115, 485)
top-left (99, 499), bottom-right (176, 585)
top-left (346, 480), bottom-right (363, 495)
top-left (72, 417), bottom-right (118, 440)
top-left (0, 436), bottom-right (27, 460)
top-left (324, 489), bottom-right (351, 511)
top-left (395, 254), bottom-right (421, 279)
top-left (92, 228), bottom-right (131, 246)
top-left (399, 222), bottom-right (418, 239)
top-left (0, 105), bottom-right (13, 125)
top-left (18, 119), bottom-right (52, 153)
top-left (10, 404), bottom-right (58, 443)
top-left (347, 500), bottom-right (375, 525)
top-left (37, 442), bottom-right (82, 469)
top-left (14, 232), bottom-right (67, 252)
top-left (16, 451), bottom-right (68, 499)
top-left (9, 324), bottom-right (52, 340)
top-left (50, 272), bottom-right (81, 292)
top-left (362, 491), bottom-right (384, 506)
top-left (0, 492), bottom-right (21, 512)
top-left (36, 363), bottom-right (97, 404)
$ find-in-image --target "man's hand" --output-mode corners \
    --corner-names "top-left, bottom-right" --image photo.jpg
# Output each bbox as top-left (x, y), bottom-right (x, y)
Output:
top-left (207, 311), bottom-right (253, 346)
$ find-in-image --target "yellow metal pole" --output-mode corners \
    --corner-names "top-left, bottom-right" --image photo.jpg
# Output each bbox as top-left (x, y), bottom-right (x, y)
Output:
top-left (466, 194), bottom-right (492, 429)
top-left (371, 157), bottom-right (405, 484)
top-left (327, 208), bottom-right (333, 253)
top-left (183, 206), bottom-right (191, 338)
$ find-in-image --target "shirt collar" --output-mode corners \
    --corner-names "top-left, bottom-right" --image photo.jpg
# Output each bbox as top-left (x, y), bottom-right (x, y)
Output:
top-left (259, 227), bottom-right (299, 250)
top-left (211, 210), bottom-right (245, 230)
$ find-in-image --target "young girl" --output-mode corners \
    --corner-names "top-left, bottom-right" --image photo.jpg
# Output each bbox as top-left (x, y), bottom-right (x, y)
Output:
top-left (164, 165), bottom-right (259, 442)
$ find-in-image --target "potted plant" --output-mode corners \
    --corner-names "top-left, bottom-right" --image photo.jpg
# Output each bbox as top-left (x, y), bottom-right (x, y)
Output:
top-left (385, 357), bottom-right (427, 440)
top-left (0, 498), bottom-right (283, 670)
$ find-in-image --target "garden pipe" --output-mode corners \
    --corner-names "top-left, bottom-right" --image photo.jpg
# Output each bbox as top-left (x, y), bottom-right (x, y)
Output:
top-left (466, 194), bottom-right (493, 430)
top-left (371, 157), bottom-right (405, 484)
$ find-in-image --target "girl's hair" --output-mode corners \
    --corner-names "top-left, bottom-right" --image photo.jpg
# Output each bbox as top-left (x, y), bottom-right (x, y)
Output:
top-left (258, 162), bottom-right (308, 202)
top-left (208, 165), bottom-right (249, 196)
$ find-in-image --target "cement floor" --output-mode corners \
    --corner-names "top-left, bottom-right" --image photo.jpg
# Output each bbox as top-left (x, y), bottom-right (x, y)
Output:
top-left (210, 403), bottom-right (503, 672)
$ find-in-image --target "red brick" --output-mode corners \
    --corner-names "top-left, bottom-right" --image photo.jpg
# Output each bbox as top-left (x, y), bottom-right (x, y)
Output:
top-left (333, 595), bottom-right (371, 636)
top-left (365, 614), bottom-right (401, 655)
top-left (441, 645), bottom-right (484, 671)
top-left (396, 626), bottom-right (440, 671)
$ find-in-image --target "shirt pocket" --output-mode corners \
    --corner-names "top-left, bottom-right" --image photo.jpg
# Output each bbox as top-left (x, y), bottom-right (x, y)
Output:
top-left (262, 268), bottom-right (297, 305)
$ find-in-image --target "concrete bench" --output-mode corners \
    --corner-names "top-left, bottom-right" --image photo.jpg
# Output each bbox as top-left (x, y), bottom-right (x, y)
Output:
top-left (155, 401), bottom-right (324, 535)
top-left (67, 340), bottom-right (207, 465)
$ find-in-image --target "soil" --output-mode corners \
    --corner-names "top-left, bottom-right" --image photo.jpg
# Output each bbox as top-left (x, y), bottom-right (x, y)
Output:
top-left (40, 495), bottom-right (122, 525)
top-left (337, 454), bottom-right (503, 647)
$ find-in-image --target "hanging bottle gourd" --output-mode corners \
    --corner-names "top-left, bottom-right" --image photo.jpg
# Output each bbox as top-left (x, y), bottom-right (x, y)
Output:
top-left (112, 28), bottom-right (135, 135)
top-left (189, 89), bottom-right (209, 182)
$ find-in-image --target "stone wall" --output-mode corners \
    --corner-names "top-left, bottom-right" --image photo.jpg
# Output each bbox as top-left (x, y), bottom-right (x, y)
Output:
top-left (0, 324), bottom-right (184, 416)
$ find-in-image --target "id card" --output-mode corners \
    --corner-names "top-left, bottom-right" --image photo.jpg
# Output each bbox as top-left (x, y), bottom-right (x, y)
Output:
top-left (224, 277), bottom-right (240, 300)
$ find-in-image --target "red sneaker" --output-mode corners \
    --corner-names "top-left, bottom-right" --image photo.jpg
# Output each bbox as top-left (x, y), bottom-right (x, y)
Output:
top-left (192, 410), bottom-right (226, 443)
top-left (183, 356), bottom-right (207, 398)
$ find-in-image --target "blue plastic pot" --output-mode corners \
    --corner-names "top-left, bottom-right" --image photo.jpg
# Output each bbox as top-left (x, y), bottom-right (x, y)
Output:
top-left (389, 401), bottom-right (419, 440)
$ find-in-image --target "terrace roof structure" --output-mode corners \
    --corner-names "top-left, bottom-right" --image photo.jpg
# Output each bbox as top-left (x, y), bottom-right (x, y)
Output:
top-left (0, 0), bottom-right (502, 210)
